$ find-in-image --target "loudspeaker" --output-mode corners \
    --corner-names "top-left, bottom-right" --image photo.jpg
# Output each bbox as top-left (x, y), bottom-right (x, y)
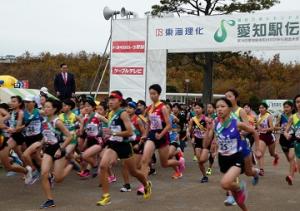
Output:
top-left (103, 6), bottom-right (120, 20)
top-left (121, 7), bottom-right (133, 17)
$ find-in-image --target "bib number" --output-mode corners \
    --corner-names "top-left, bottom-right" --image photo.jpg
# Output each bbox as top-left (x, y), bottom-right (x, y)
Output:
top-left (86, 123), bottom-right (99, 137)
top-left (109, 125), bottom-right (123, 142)
top-left (218, 137), bottom-right (237, 155)
top-left (149, 115), bottom-right (163, 130)
top-left (43, 130), bottom-right (58, 145)
top-left (26, 120), bottom-right (41, 136)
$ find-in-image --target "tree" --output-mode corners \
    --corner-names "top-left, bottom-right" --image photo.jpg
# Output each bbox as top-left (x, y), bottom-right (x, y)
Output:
top-left (152, 0), bottom-right (280, 105)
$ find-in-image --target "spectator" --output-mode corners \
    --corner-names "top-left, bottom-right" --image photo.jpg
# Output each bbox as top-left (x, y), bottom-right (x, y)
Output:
top-left (54, 63), bottom-right (76, 100)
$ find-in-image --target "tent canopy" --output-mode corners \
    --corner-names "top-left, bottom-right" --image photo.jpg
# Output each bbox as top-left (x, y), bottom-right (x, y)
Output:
top-left (0, 88), bottom-right (56, 104)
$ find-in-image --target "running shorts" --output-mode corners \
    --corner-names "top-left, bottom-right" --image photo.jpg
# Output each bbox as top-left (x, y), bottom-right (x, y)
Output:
top-left (218, 151), bottom-right (244, 174)
top-left (147, 130), bottom-right (170, 149)
top-left (107, 141), bottom-right (133, 159)
top-left (259, 133), bottom-right (275, 146)
top-left (279, 134), bottom-right (294, 153)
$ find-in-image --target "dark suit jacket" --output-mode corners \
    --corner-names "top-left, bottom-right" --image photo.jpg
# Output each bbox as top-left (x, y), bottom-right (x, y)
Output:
top-left (54, 72), bottom-right (76, 100)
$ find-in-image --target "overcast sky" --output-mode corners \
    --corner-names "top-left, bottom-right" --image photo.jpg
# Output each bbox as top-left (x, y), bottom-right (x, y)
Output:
top-left (0, 0), bottom-right (299, 63)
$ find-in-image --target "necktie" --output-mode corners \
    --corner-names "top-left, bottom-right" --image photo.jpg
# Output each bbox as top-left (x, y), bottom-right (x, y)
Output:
top-left (63, 73), bottom-right (67, 85)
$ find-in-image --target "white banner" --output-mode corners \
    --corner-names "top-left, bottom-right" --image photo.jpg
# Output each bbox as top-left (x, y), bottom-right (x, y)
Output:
top-left (109, 11), bottom-right (300, 102)
top-left (145, 49), bottom-right (167, 105)
top-left (110, 19), bottom-right (148, 101)
top-left (148, 11), bottom-right (300, 52)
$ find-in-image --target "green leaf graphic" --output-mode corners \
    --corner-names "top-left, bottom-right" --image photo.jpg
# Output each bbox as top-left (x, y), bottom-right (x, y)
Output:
top-left (214, 20), bottom-right (236, 43)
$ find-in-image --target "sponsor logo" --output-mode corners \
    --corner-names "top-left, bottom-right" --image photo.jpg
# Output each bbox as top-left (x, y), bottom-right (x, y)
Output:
top-left (112, 41), bottom-right (145, 53)
top-left (214, 20), bottom-right (236, 43)
top-left (112, 67), bottom-right (144, 75)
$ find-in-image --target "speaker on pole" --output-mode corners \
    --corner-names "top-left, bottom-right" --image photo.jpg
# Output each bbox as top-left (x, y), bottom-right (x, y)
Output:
top-left (103, 6), bottom-right (120, 20)
top-left (120, 7), bottom-right (138, 18)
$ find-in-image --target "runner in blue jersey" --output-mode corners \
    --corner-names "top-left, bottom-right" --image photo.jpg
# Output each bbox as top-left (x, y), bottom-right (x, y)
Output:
top-left (205, 97), bottom-right (260, 211)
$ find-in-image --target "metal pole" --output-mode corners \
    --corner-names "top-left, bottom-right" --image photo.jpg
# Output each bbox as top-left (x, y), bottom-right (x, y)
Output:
top-left (89, 35), bottom-right (111, 94)
top-left (144, 14), bottom-right (150, 101)
top-left (94, 58), bottom-right (110, 100)
top-left (108, 15), bottom-right (113, 97)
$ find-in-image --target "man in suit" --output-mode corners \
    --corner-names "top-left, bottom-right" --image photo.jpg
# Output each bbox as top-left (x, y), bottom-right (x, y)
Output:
top-left (54, 64), bottom-right (76, 101)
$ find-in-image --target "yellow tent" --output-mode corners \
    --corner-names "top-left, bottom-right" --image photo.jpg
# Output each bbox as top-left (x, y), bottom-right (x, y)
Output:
top-left (0, 75), bottom-right (18, 88)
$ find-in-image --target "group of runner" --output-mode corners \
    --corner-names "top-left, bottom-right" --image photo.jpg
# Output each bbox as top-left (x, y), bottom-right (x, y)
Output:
top-left (0, 84), bottom-right (300, 211)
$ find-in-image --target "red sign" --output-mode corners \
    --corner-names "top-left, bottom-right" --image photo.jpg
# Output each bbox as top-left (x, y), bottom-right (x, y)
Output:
top-left (112, 67), bottom-right (144, 75)
top-left (112, 41), bottom-right (145, 53)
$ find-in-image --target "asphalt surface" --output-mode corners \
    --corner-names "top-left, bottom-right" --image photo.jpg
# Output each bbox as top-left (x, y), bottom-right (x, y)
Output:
top-left (1, 143), bottom-right (300, 211)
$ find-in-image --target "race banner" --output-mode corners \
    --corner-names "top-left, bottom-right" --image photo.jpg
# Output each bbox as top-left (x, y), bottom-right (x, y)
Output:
top-left (110, 11), bottom-right (300, 102)
top-left (148, 11), bottom-right (300, 52)
top-left (110, 19), bottom-right (147, 101)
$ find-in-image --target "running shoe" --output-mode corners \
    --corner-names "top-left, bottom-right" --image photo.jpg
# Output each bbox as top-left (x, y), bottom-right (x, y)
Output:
top-left (30, 170), bottom-right (40, 185)
top-left (69, 160), bottom-right (81, 172)
top-left (149, 168), bottom-right (157, 176)
top-left (273, 154), bottom-right (279, 166)
top-left (120, 184), bottom-right (132, 192)
top-left (200, 176), bottom-right (208, 183)
top-left (108, 175), bottom-right (117, 183)
top-left (40, 199), bottom-right (55, 209)
top-left (286, 175), bottom-right (293, 186)
top-left (259, 169), bottom-right (265, 176)
top-left (77, 170), bottom-right (84, 176)
top-left (24, 166), bottom-right (33, 185)
top-left (143, 181), bottom-right (152, 200)
top-left (137, 184), bottom-right (144, 195)
top-left (206, 168), bottom-right (212, 176)
top-left (172, 171), bottom-right (183, 179)
top-left (224, 195), bottom-right (237, 206)
top-left (6, 171), bottom-right (17, 177)
top-left (11, 151), bottom-right (23, 166)
top-left (193, 155), bottom-right (197, 161)
top-left (235, 181), bottom-right (248, 205)
top-left (178, 157), bottom-right (186, 173)
top-left (79, 170), bottom-right (91, 179)
top-left (91, 166), bottom-right (98, 178)
top-left (96, 193), bottom-right (111, 206)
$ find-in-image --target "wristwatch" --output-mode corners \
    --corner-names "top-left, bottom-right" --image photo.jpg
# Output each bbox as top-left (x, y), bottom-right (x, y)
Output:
top-left (112, 132), bottom-right (117, 136)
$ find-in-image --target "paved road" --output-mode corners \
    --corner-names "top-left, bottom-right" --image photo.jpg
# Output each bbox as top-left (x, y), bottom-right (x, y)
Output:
top-left (0, 143), bottom-right (299, 211)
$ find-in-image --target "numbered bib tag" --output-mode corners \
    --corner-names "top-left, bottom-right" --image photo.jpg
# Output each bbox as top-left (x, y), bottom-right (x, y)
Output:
top-left (149, 114), bottom-right (163, 130)
top-left (26, 120), bottom-right (41, 136)
top-left (281, 123), bottom-right (287, 134)
top-left (109, 125), bottom-right (123, 142)
top-left (86, 123), bottom-right (99, 137)
top-left (194, 128), bottom-right (204, 139)
top-left (218, 135), bottom-right (238, 155)
top-left (43, 129), bottom-right (58, 145)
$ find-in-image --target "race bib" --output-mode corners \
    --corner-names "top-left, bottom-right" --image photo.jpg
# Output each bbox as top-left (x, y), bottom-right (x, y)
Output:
top-left (218, 135), bottom-right (238, 155)
top-left (86, 123), bottom-right (99, 137)
top-left (194, 128), bottom-right (204, 139)
top-left (149, 114), bottom-right (163, 130)
top-left (109, 125), bottom-right (123, 142)
top-left (43, 129), bottom-right (58, 145)
top-left (26, 120), bottom-right (41, 136)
